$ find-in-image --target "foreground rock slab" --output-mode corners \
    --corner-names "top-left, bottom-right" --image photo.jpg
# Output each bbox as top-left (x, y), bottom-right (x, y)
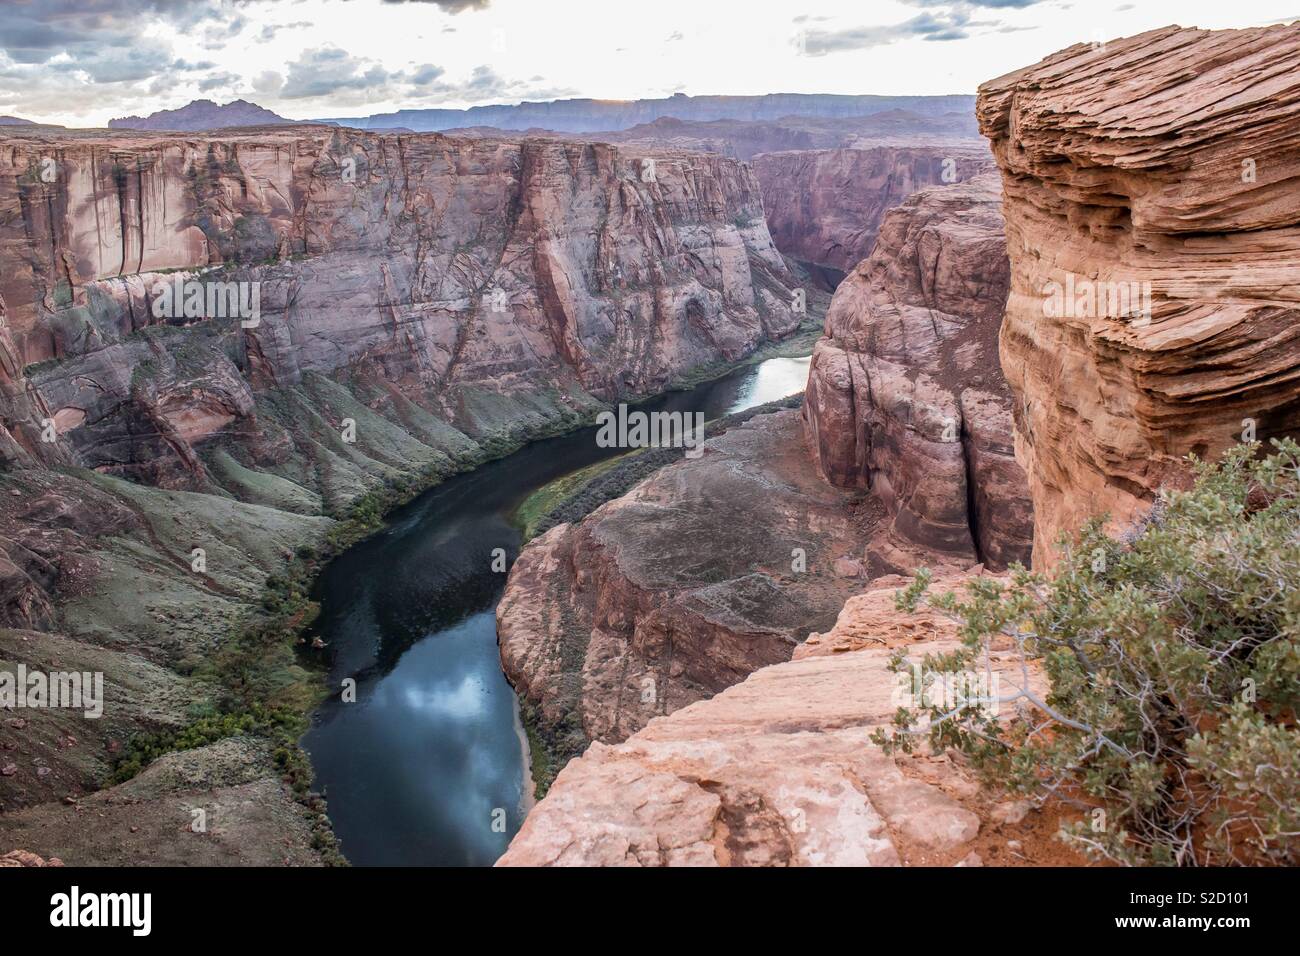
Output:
top-left (499, 578), bottom-right (1066, 867)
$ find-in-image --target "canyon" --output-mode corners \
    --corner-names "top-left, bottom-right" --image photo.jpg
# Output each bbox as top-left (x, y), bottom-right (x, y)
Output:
top-left (4, 20), bottom-right (1298, 869)
top-left (499, 23), bottom-right (1300, 865)
top-left (754, 145), bottom-right (992, 271)
top-left (0, 123), bottom-right (808, 863)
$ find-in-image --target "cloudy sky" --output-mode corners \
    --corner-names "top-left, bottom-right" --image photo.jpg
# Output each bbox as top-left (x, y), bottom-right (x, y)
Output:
top-left (2, 0), bottom-right (1296, 127)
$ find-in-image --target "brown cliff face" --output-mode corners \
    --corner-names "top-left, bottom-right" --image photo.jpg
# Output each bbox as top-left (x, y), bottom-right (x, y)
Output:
top-left (498, 409), bottom-right (867, 750)
top-left (0, 126), bottom-right (801, 487)
top-left (753, 146), bottom-right (991, 271)
top-left (801, 171), bottom-right (1032, 572)
top-left (977, 24), bottom-right (1300, 564)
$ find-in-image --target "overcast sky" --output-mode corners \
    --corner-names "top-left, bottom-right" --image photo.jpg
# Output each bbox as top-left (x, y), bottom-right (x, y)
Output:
top-left (2, 0), bottom-right (1297, 127)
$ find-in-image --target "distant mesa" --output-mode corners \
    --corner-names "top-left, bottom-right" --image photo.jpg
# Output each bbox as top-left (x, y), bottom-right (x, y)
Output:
top-left (317, 92), bottom-right (977, 134)
top-left (108, 98), bottom-right (298, 132)
top-left (0, 116), bottom-right (37, 126)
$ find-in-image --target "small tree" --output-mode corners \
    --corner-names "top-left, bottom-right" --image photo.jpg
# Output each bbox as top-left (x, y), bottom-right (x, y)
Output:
top-left (876, 439), bottom-right (1300, 866)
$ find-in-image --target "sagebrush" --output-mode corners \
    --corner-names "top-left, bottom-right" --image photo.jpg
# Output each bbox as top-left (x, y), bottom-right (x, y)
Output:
top-left (877, 440), bottom-right (1300, 866)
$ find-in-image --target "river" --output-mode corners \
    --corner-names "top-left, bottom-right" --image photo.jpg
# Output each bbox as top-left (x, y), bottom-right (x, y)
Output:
top-left (302, 355), bottom-right (812, 866)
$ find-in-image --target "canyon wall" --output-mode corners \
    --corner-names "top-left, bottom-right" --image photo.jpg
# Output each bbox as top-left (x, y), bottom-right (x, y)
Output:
top-left (977, 24), bottom-right (1300, 563)
top-left (801, 171), bottom-right (1032, 572)
top-left (754, 146), bottom-right (991, 271)
top-left (0, 126), bottom-right (802, 490)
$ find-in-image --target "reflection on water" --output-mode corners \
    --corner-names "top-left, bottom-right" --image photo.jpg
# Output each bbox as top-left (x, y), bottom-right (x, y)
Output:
top-left (302, 354), bottom-right (810, 866)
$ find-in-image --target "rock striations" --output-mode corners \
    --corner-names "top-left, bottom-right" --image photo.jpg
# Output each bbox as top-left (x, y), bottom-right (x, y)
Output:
top-left (977, 24), bottom-right (1300, 564)
top-left (0, 126), bottom-right (802, 488)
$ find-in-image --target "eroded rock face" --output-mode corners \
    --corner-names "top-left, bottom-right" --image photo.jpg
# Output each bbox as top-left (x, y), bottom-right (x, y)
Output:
top-left (753, 146), bottom-right (991, 270)
top-left (498, 409), bottom-right (868, 749)
top-left (0, 127), bottom-right (802, 487)
top-left (499, 576), bottom-right (1057, 867)
top-left (977, 24), bottom-right (1300, 564)
top-left (801, 171), bottom-right (1032, 572)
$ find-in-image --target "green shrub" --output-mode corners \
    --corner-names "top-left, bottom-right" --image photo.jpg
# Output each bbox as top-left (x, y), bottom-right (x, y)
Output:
top-left (878, 439), bottom-right (1300, 866)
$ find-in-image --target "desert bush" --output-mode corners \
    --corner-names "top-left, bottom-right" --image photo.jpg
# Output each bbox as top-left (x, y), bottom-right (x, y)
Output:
top-left (877, 439), bottom-right (1300, 865)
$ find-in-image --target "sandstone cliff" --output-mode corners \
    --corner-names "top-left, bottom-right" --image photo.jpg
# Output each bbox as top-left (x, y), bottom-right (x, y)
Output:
top-left (801, 171), bottom-right (1032, 572)
top-left (977, 24), bottom-right (1300, 564)
top-left (0, 126), bottom-right (801, 486)
top-left (754, 146), bottom-right (991, 270)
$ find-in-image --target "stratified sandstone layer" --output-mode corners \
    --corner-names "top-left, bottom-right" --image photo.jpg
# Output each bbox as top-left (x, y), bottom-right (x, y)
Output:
top-left (977, 24), bottom-right (1300, 563)
top-left (499, 576), bottom-right (1064, 867)
top-left (0, 126), bottom-right (801, 485)
top-left (801, 171), bottom-right (1032, 572)
top-left (498, 409), bottom-right (867, 750)
top-left (753, 146), bottom-right (991, 271)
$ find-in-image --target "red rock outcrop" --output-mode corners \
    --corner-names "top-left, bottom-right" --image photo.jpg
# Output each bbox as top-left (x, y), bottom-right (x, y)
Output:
top-left (0, 126), bottom-right (802, 486)
top-left (753, 146), bottom-right (991, 270)
top-left (499, 575), bottom-right (1070, 867)
top-left (498, 409), bottom-right (868, 749)
top-left (801, 171), bottom-right (1033, 572)
top-left (977, 24), bottom-right (1300, 564)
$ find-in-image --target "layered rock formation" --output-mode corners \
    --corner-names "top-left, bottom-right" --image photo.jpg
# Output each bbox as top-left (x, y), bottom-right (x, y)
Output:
top-left (499, 574), bottom-right (1074, 867)
top-left (977, 24), bottom-right (1300, 563)
top-left (754, 146), bottom-right (992, 270)
top-left (498, 408), bottom-right (867, 750)
top-left (1, 126), bottom-right (801, 489)
top-left (802, 171), bottom-right (1032, 572)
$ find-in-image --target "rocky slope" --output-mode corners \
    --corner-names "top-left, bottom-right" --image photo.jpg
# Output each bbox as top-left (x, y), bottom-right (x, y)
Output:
top-left (499, 574), bottom-right (1079, 867)
top-left (977, 23), bottom-right (1300, 564)
top-left (754, 146), bottom-right (992, 270)
top-left (0, 124), bottom-right (806, 863)
top-left (498, 408), bottom-right (867, 754)
top-left (802, 171), bottom-right (1032, 573)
